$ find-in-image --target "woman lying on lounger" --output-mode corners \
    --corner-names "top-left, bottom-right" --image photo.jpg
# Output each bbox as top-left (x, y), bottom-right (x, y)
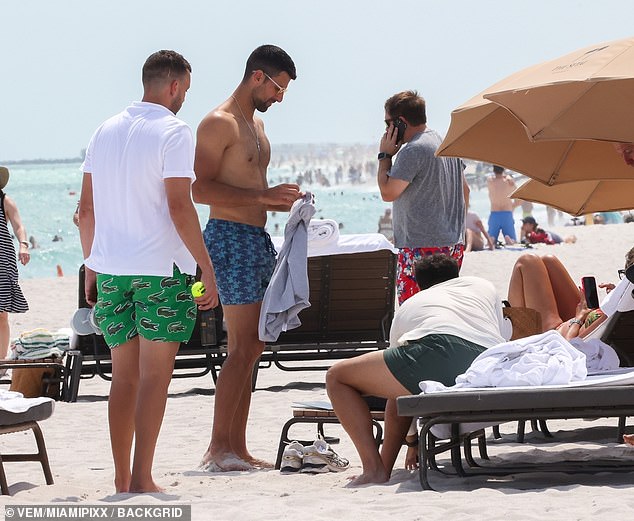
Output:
top-left (508, 249), bottom-right (634, 446)
top-left (326, 254), bottom-right (508, 485)
top-left (507, 248), bottom-right (634, 339)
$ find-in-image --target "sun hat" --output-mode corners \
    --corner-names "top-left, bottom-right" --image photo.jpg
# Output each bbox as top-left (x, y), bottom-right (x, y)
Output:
top-left (0, 167), bottom-right (9, 190)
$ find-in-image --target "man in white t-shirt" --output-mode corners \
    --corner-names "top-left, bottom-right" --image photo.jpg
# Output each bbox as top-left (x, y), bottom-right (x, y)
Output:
top-left (326, 254), bottom-right (505, 486)
top-left (78, 50), bottom-right (218, 494)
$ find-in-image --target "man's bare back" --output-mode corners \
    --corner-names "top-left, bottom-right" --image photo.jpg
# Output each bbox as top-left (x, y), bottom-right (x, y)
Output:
top-left (487, 174), bottom-right (516, 212)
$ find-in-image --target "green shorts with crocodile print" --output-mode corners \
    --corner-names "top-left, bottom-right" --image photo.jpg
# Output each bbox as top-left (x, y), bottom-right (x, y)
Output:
top-left (94, 265), bottom-right (197, 348)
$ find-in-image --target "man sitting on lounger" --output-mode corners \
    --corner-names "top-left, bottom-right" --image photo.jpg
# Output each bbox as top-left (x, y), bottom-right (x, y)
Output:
top-left (326, 254), bottom-right (507, 485)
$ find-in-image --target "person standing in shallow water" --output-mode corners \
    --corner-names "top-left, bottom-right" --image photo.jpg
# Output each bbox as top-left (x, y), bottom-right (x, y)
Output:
top-left (0, 166), bottom-right (30, 359)
top-left (487, 165), bottom-right (517, 245)
top-left (193, 45), bottom-right (301, 471)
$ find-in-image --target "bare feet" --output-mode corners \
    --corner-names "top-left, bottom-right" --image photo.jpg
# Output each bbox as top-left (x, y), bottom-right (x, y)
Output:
top-left (128, 480), bottom-right (165, 493)
top-left (404, 447), bottom-right (419, 471)
top-left (623, 434), bottom-right (634, 446)
top-left (245, 456), bottom-right (274, 469)
top-left (114, 474), bottom-right (131, 493)
top-left (199, 453), bottom-right (254, 472)
top-left (346, 469), bottom-right (389, 486)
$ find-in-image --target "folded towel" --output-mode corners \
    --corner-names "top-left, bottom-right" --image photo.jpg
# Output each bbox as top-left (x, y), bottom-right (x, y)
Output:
top-left (307, 219), bottom-right (339, 246)
top-left (9, 328), bottom-right (70, 360)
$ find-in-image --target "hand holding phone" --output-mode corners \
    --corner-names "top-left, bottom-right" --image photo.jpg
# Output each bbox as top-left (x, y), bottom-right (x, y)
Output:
top-left (393, 118), bottom-right (407, 144)
top-left (582, 276), bottom-right (600, 309)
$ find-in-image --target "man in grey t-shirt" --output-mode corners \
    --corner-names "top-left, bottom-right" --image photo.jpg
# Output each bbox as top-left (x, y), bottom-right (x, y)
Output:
top-left (376, 90), bottom-right (469, 304)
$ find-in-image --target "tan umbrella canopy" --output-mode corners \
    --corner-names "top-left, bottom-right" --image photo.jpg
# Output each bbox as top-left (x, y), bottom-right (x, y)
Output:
top-left (484, 36), bottom-right (634, 143)
top-left (512, 178), bottom-right (634, 216)
top-left (436, 93), bottom-right (634, 185)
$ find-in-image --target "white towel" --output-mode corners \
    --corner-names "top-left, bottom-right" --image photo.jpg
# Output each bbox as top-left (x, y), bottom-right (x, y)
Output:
top-left (258, 194), bottom-right (316, 342)
top-left (454, 331), bottom-right (588, 387)
top-left (271, 232), bottom-right (397, 258)
top-left (569, 337), bottom-right (620, 372)
top-left (599, 277), bottom-right (634, 316)
top-left (0, 389), bottom-right (54, 413)
top-left (307, 219), bottom-right (339, 246)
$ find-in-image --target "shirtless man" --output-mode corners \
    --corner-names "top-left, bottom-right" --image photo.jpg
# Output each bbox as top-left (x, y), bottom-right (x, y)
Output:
top-left (486, 165), bottom-right (517, 244)
top-left (193, 45), bottom-right (300, 471)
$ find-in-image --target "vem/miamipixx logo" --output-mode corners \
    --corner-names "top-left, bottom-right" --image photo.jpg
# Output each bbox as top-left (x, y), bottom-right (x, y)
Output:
top-left (4, 504), bottom-right (191, 520)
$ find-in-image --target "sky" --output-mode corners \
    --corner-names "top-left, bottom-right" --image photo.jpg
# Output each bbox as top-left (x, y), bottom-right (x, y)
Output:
top-left (2, 0), bottom-right (633, 161)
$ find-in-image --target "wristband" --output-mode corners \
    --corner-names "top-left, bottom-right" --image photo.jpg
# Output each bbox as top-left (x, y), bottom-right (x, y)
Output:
top-left (377, 152), bottom-right (392, 161)
top-left (20, 241), bottom-right (29, 248)
top-left (568, 318), bottom-right (583, 327)
top-left (405, 438), bottom-right (419, 447)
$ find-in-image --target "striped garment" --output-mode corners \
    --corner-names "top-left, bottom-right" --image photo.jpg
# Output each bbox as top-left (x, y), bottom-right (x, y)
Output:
top-left (9, 328), bottom-right (70, 360)
top-left (0, 192), bottom-right (28, 314)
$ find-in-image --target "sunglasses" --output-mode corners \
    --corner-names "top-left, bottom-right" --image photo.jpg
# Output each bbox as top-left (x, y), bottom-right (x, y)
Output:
top-left (264, 73), bottom-right (287, 95)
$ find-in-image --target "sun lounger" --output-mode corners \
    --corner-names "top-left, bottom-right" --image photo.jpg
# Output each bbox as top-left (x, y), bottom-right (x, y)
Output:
top-left (397, 377), bottom-right (634, 490)
top-left (0, 359), bottom-right (71, 401)
top-left (260, 233), bottom-right (397, 376)
top-left (0, 392), bottom-right (54, 494)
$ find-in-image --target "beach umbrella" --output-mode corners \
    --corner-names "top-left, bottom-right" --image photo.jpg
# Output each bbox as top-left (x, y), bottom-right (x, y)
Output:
top-left (436, 92), bottom-right (634, 185)
top-left (511, 178), bottom-right (634, 216)
top-left (483, 36), bottom-right (634, 143)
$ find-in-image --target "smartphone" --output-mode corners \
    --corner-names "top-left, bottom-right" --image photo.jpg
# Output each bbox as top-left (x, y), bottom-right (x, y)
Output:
top-left (393, 118), bottom-right (407, 144)
top-left (582, 276), bottom-right (600, 309)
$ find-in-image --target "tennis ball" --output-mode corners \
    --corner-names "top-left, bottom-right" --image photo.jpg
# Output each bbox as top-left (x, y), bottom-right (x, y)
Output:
top-left (191, 281), bottom-right (206, 298)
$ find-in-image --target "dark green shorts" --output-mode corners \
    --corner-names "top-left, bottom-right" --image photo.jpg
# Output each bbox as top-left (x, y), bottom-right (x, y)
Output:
top-left (94, 265), bottom-right (196, 348)
top-left (383, 334), bottom-right (486, 394)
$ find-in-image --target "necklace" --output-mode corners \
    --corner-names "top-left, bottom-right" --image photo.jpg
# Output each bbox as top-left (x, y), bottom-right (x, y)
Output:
top-left (231, 95), bottom-right (260, 154)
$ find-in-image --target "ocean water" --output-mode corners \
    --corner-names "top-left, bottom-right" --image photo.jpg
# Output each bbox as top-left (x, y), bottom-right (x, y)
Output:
top-left (5, 161), bottom-right (555, 279)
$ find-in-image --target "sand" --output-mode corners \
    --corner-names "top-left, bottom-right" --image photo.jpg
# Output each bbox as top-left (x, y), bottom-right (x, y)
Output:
top-left (3, 222), bottom-right (634, 520)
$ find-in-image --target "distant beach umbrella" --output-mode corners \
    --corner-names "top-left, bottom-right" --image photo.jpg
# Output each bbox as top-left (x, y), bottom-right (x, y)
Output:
top-left (484, 36), bottom-right (634, 144)
top-left (511, 178), bottom-right (634, 216)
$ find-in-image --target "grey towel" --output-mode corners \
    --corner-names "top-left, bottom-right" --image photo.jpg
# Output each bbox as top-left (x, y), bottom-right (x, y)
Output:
top-left (258, 194), bottom-right (315, 342)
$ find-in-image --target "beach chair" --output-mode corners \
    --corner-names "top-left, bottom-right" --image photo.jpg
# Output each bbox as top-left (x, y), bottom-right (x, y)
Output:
top-left (258, 234), bottom-right (397, 381)
top-left (0, 394), bottom-right (54, 494)
top-left (274, 396), bottom-right (386, 470)
top-left (397, 381), bottom-right (634, 490)
top-left (597, 310), bottom-right (634, 366)
top-left (65, 265), bottom-right (226, 401)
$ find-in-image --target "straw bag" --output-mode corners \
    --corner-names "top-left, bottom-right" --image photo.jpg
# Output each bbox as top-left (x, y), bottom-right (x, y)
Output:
top-left (9, 362), bottom-right (60, 398)
top-left (502, 303), bottom-right (543, 340)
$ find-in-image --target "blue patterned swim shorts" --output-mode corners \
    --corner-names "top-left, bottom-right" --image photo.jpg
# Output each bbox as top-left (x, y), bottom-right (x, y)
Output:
top-left (203, 219), bottom-right (277, 305)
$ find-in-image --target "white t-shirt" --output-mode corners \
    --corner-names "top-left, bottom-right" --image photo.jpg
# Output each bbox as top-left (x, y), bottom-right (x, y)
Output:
top-left (81, 101), bottom-right (196, 276)
top-left (389, 276), bottom-right (506, 348)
